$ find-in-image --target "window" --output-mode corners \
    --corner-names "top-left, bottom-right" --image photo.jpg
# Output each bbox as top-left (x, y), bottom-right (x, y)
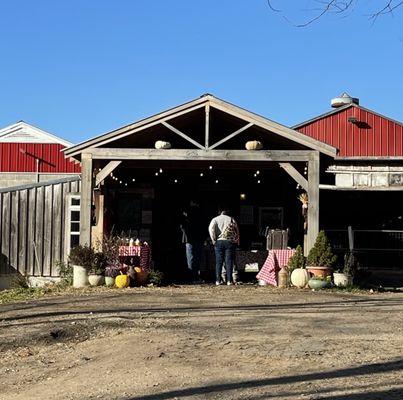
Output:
top-left (65, 194), bottom-right (81, 259)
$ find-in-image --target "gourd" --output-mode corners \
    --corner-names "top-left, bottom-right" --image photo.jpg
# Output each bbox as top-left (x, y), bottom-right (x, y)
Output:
top-left (115, 273), bottom-right (130, 288)
top-left (155, 140), bottom-right (171, 149)
top-left (134, 267), bottom-right (149, 286)
top-left (290, 268), bottom-right (310, 288)
top-left (245, 140), bottom-right (263, 150)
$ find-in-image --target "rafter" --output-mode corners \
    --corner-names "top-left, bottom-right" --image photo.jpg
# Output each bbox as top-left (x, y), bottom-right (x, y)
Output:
top-left (95, 161), bottom-right (121, 186)
top-left (208, 123), bottom-right (254, 150)
top-left (161, 121), bottom-right (205, 150)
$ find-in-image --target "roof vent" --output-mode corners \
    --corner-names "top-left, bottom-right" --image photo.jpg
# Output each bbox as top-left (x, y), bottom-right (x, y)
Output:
top-left (331, 92), bottom-right (359, 108)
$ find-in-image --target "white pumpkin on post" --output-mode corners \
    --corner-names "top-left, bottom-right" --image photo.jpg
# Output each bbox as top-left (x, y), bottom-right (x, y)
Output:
top-left (155, 140), bottom-right (171, 150)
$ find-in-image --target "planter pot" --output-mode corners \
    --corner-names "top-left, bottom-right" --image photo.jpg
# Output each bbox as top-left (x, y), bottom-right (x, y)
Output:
top-left (333, 272), bottom-right (352, 288)
top-left (88, 274), bottom-right (104, 286)
top-left (306, 266), bottom-right (332, 278)
top-left (308, 278), bottom-right (328, 290)
top-left (245, 140), bottom-right (263, 150)
top-left (290, 268), bottom-right (310, 288)
top-left (134, 267), bottom-right (149, 286)
top-left (105, 276), bottom-right (115, 287)
top-left (73, 265), bottom-right (88, 288)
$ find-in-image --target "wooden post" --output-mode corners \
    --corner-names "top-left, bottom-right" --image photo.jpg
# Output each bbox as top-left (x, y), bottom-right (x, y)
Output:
top-left (205, 103), bottom-right (210, 149)
top-left (80, 153), bottom-right (93, 246)
top-left (307, 152), bottom-right (320, 254)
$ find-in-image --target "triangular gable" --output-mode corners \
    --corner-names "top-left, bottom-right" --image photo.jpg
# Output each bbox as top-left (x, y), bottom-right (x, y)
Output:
top-left (0, 121), bottom-right (72, 147)
top-left (64, 94), bottom-right (337, 158)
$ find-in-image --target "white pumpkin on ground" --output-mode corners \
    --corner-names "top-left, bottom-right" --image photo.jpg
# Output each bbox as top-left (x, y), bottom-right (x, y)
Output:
top-left (290, 268), bottom-right (310, 288)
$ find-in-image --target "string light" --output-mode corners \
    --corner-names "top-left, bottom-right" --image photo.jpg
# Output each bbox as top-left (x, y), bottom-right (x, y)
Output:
top-left (215, 179), bottom-right (219, 184)
top-left (256, 170), bottom-right (260, 175)
top-left (159, 168), bottom-right (163, 173)
top-left (209, 165), bottom-right (213, 170)
top-left (257, 180), bottom-right (261, 184)
top-left (155, 172), bottom-right (159, 176)
top-left (200, 173), bottom-right (204, 177)
top-left (174, 179), bottom-right (178, 183)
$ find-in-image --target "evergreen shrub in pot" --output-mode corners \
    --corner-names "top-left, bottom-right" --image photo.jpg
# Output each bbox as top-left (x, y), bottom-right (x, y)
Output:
top-left (288, 245), bottom-right (310, 288)
top-left (333, 252), bottom-right (355, 287)
top-left (306, 231), bottom-right (337, 278)
top-left (88, 252), bottom-right (107, 286)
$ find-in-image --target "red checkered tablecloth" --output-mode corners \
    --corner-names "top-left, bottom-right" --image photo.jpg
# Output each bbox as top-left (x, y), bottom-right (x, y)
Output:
top-left (118, 245), bottom-right (152, 271)
top-left (256, 249), bottom-right (295, 286)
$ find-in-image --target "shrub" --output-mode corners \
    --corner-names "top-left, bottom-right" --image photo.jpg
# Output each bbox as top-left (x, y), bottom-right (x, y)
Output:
top-left (307, 231), bottom-right (337, 268)
top-left (287, 245), bottom-right (305, 271)
top-left (148, 270), bottom-right (164, 286)
top-left (90, 252), bottom-right (107, 275)
top-left (68, 245), bottom-right (95, 269)
top-left (56, 260), bottom-right (73, 286)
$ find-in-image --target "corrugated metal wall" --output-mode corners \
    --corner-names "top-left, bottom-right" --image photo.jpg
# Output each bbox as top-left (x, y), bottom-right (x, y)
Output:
top-left (297, 105), bottom-right (403, 157)
top-left (0, 177), bottom-right (81, 277)
top-left (0, 143), bottom-right (81, 173)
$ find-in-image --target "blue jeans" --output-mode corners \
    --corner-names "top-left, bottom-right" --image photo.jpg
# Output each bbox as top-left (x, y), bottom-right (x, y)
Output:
top-left (185, 242), bottom-right (203, 280)
top-left (214, 240), bottom-right (236, 283)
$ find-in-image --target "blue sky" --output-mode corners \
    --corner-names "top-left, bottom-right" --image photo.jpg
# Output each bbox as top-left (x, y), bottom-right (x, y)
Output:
top-left (0, 1), bottom-right (402, 143)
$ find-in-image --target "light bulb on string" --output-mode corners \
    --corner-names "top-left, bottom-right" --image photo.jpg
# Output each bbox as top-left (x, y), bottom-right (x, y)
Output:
top-left (125, 183), bottom-right (128, 187)
top-left (256, 170), bottom-right (260, 175)
top-left (209, 165), bottom-right (213, 170)
top-left (119, 180), bottom-right (122, 184)
top-left (257, 180), bottom-right (261, 184)
top-left (200, 173), bottom-right (204, 177)
top-left (159, 168), bottom-right (163, 173)
top-left (174, 179), bottom-right (178, 183)
top-left (215, 179), bottom-right (219, 184)
top-left (155, 172), bottom-right (159, 176)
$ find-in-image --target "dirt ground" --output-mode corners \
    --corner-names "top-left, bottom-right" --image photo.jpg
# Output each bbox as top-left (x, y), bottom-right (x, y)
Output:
top-left (0, 286), bottom-right (402, 400)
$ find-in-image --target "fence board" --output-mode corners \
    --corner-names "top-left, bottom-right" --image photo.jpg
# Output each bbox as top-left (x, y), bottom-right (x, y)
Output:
top-left (51, 183), bottom-right (63, 275)
top-left (26, 188), bottom-right (37, 276)
top-left (1, 192), bottom-right (11, 274)
top-left (18, 190), bottom-right (29, 274)
top-left (42, 185), bottom-right (54, 276)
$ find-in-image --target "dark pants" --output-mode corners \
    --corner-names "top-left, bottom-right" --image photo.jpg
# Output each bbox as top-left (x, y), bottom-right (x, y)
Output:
top-left (185, 242), bottom-right (203, 280)
top-left (214, 240), bottom-right (236, 283)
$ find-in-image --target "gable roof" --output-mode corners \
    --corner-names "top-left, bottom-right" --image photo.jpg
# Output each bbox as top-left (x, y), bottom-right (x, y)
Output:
top-left (0, 121), bottom-right (73, 147)
top-left (293, 103), bottom-right (403, 130)
top-left (64, 94), bottom-right (337, 158)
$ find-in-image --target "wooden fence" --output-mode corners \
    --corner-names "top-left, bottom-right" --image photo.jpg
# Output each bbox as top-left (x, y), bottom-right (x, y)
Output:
top-left (0, 176), bottom-right (81, 277)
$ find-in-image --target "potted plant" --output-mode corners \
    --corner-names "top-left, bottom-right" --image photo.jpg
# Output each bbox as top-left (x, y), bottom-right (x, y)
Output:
top-left (306, 231), bottom-right (337, 278)
top-left (333, 252), bottom-right (355, 287)
top-left (88, 252), bottom-right (106, 286)
top-left (68, 245), bottom-right (95, 288)
top-left (288, 245), bottom-right (310, 288)
top-left (105, 261), bottom-right (120, 287)
top-left (308, 275), bottom-right (328, 290)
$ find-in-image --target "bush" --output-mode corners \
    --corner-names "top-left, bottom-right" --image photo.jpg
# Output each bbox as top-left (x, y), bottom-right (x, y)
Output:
top-left (56, 260), bottom-right (73, 286)
top-left (287, 245), bottom-right (305, 271)
top-left (148, 270), bottom-right (164, 286)
top-left (68, 245), bottom-right (95, 269)
top-left (307, 231), bottom-right (337, 268)
top-left (90, 252), bottom-right (107, 275)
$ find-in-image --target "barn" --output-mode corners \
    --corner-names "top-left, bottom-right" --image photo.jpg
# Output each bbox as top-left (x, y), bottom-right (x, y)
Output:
top-left (0, 121), bottom-right (80, 188)
top-left (0, 94), bottom-right (402, 288)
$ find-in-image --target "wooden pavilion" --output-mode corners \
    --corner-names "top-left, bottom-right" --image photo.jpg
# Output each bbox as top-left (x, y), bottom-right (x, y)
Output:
top-left (64, 94), bottom-right (337, 270)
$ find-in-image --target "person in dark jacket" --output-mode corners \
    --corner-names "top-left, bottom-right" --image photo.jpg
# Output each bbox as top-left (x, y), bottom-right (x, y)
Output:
top-left (180, 200), bottom-right (205, 283)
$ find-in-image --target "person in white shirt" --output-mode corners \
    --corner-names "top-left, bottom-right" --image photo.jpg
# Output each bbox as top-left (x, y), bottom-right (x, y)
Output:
top-left (208, 206), bottom-right (240, 286)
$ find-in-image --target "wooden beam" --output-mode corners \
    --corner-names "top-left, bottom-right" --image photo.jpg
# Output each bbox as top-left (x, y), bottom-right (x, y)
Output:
top-left (161, 121), bottom-right (205, 150)
top-left (89, 148), bottom-right (315, 162)
top-left (307, 152), bottom-right (320, 253)
top-left (209, 123), bottom-right (254, 150)
top-left (79, 153), bottom-right (92, 246)
top-left (205, 103), bottom-right (210, 149)
top-left (95, 161), bottom-right (121, 186)
top-left (319, 184), bottom-right (403, 191)
top-left (279, 162), bottom-right (308, 191)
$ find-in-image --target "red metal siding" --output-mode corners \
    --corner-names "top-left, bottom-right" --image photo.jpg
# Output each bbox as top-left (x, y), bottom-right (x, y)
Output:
top-left (297, 106), bottom-right (403, 157)
top-left (0, 143), bottom-right (81, 173)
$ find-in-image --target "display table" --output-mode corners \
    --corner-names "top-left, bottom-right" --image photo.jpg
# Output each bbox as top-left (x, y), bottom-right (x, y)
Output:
top-left (235, 250), bottom-right (268, 272)
top-left (256, 249), bottom-right (295, 286)
top-left (118, 244), bottom-right (152, 271)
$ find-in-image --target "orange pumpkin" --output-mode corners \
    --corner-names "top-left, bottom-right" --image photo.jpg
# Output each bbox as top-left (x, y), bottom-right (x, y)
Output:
top-left (134, 267), bottom-right (149, 286)
top-left (115, 273), bottom-right (130, 288)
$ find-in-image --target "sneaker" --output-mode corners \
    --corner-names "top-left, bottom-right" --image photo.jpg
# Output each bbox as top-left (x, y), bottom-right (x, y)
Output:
top-left (215, 281), bottom-right (222, 286)
top-left (227, 281), bottom-right (234, 286)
